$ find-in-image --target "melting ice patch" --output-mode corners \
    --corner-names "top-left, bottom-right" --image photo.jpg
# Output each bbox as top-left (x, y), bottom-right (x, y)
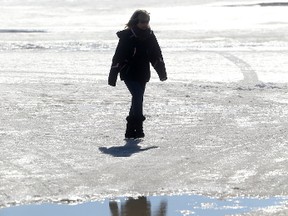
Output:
top-left (1, 195), bottom-right (287, 216)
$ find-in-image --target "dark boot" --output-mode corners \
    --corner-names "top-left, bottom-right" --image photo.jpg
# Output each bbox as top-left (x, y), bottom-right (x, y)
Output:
top-left (134, 116), bottom-right (146, 138)
top-left (125, 116), bottom-right (136, 138)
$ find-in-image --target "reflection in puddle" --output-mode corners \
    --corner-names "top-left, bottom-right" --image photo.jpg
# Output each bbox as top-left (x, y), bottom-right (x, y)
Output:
top-left (110, 196), bottom-right (167, 216)
top-left (0, 195), bottom-right (287, 216)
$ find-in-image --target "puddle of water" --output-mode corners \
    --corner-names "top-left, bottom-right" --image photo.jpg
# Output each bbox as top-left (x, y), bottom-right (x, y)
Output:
top-left (0, 195), bottom-right (287, 216)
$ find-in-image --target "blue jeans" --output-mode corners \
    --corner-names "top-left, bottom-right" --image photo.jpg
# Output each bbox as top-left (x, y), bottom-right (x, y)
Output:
top-left (124, 80), bottom-right (146, 118)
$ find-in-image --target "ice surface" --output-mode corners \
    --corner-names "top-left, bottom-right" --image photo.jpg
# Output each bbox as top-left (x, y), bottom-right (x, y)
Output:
top-left (0, 0), bottom-right (288, 215)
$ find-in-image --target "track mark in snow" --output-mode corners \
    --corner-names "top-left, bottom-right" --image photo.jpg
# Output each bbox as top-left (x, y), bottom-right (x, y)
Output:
top-left (218, 52), bottom-right (260, 85)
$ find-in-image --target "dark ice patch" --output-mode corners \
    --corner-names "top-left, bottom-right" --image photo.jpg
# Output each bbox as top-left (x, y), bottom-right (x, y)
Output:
top-left (224, 2), bottom-right (288, 7)
top-left (0, 29), bottom-right (46, 33)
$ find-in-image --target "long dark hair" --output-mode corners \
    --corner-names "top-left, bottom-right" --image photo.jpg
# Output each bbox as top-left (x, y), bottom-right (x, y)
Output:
top-left (126, 10), bottom-right (150, 29)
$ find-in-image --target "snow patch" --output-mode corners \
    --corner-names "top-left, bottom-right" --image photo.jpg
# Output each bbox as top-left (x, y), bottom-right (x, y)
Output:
top-left (229, 169), bottom-right (257, 184)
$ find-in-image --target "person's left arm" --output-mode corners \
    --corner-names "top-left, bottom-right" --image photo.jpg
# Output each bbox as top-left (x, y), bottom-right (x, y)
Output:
top-left (149, 32), bottom-right (167, 81)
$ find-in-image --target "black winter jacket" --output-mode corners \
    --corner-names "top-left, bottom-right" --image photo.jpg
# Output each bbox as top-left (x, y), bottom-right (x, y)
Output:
top-left (108, 27), bottom-right (167, 86)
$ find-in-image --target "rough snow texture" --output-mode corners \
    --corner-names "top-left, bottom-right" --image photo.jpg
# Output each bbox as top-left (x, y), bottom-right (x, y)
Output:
top-left (0, 51), bottom-right (288, 214)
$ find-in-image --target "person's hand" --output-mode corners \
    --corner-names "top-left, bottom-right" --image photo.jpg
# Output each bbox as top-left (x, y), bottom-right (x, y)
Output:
top-left (108, 67), bottom-right (118, 86)
top-left (108, 76), bottom-right (117, 86)
top-left (108, 81), bottom-right (116, 87)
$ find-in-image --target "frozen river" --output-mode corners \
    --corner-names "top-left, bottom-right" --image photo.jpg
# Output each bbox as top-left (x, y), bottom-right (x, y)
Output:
top-left (0, 0), bottom-right (288, 215)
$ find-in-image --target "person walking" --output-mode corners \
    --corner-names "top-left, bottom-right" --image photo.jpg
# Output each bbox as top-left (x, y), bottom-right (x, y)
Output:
top-left (108, 9), bottom-right (167, 139)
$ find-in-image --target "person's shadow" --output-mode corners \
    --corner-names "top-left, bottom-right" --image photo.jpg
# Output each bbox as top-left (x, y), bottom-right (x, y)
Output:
top-left (99, 139), bottom-right (158, 157)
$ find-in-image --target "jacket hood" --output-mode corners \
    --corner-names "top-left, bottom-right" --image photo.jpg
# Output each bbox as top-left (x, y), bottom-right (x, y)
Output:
top-left (116, 29), bottom-right (130, 39)
top-left (116, 27), bottom-right (152, 40)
